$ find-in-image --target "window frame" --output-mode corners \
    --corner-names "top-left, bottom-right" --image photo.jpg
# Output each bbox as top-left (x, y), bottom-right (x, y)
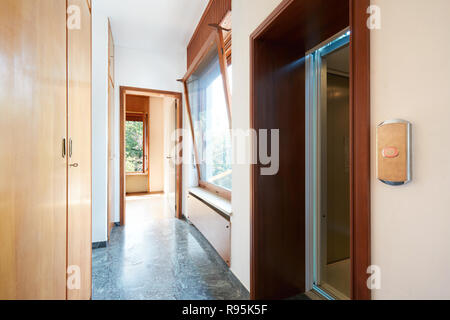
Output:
top-left (182, 26), bottom-right (232, 200)
top-left (125, 112), bottom-right (148, 175)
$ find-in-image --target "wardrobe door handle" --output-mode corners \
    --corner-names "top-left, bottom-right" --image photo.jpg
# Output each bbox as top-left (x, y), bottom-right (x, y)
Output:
top-left (69, 163), bottom-right (79, 168)
top-left (69, 138), bottom-right (73, 158)
top-left (62, 138), bottom-right (66, 158)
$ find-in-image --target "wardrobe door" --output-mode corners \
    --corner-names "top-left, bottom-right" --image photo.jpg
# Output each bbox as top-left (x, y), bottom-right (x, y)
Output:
top-left (0, 0), bottom-right (67, 300)
top-left (67, 0), bottom-right (92, 300)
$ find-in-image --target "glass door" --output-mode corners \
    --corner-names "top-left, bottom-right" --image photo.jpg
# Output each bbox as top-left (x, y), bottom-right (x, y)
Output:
top-left (307, 30), bottom-right (351, 300)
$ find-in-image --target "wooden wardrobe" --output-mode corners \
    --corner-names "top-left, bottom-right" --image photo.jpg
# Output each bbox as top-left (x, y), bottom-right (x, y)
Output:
top-left (0, 0), bottom-right (92, 300)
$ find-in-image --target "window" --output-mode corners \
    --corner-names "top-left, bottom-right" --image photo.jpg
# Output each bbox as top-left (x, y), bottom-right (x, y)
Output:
top-left (185, 32), bottom-right (232, 197)
top-left (125, 114), bottom-right (147, 173)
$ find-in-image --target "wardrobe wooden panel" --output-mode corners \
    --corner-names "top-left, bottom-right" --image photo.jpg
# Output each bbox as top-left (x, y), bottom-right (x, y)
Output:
top-left (107, 20), bottom-right (115, 238)
top-left (108, 78), bottom-right (115, 238)
top-left (108, 21), bottom-right (115, 83)
top-left (0, 0), bottom-right (67, 300)
top-left (67, 0), bottom-right (92, 300)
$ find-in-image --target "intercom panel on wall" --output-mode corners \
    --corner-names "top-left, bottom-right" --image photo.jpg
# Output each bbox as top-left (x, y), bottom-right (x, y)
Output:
top-left (377, 119), bottom-right (412, 186)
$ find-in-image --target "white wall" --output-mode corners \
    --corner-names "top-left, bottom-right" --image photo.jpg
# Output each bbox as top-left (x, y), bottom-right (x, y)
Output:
top-left (371, 0), bottom-right (450, 299)
top-left (231, 0), bottom-right (283, 291)
top-left (113, 46), bottom-right (187, 222)
top-left (126, 174), bottom-right (148, 194)
top-left (91, 7), bottom-right (109, 243)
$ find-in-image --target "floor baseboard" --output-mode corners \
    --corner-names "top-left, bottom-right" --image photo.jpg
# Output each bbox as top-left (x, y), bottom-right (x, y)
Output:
top-left (92, 241), bottom-right (107, 249)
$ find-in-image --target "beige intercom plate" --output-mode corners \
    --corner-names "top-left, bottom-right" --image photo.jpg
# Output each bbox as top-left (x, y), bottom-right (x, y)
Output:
top-left (377, 120), bottom-right (411, 185)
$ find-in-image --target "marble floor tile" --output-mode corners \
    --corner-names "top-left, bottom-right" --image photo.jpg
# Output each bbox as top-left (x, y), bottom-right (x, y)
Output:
top-left (92, 194), bottom-right (249, 300)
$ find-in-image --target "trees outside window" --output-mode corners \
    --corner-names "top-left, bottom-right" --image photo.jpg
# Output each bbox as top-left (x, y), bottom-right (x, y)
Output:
top-left (183, 28), bottom-right (232, 199)
top-left (187, 41), bottom-right (232, 192)
top-left (125, 115), bottom-right (146, 173)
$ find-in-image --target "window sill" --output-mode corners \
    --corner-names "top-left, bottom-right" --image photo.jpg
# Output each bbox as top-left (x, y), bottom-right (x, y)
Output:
top-left (189, 187), bottom-right (232, 221)
top-left (126, 172), bottom-right (148, 176)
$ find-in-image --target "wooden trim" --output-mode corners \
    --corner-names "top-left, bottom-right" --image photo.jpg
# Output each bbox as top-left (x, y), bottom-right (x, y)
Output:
top-left (187, 0), bottom-right (232, 68)
top-left (349, 0), bottom-right (371, 301)
top-left (250, 0), bottom-right (294, 40)
top-left (120, 89), bottom-right (126, 226)
top-left (187, 0), bottom-right (215, 51)
top-left (215, 28), bottom-right (232, 127)
top-left (125, 113), bottom-right (145, 121)
top-left (182, 81), bottom-right (202, 181)
top-left (187, 0), bottom-right (215, 48)
top-left (183, 31), bottom-right (217, 82)
top-left (120, 86), bottom-right (183, 224)
top-left (199, 181), bottom-right (231, 201)
top-left (221, 10), bottom-right (232, 66)
top-left (120, 86), bottom-right (181, 99)
top-left (126, 191), bottom-right (164, 196)
top-left (224, 32), bottom-right (232, 66)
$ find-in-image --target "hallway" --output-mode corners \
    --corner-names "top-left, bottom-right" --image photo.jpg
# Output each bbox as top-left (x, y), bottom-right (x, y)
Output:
top-left (92, 195), bottom-right (248, 300)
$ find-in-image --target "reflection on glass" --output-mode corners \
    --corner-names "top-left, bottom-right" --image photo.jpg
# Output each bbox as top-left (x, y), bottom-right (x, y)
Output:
top-left (319, 44), bottom-right (350, 299)
top-left (227, 65), bottom-right (232, 94)
top-left (187, 44), bottom-right (232, 190)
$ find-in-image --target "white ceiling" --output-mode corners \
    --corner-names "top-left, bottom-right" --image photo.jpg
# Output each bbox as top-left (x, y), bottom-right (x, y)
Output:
top-left (93, 0), bottom-right (209, 53)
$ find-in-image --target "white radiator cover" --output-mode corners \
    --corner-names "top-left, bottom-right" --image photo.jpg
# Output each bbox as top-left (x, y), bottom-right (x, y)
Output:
top-left (187, 194), bottom-right (231, 265)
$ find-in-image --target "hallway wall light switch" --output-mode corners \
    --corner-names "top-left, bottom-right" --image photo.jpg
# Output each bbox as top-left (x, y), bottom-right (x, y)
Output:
top-left (377, 119), bottom-right (412, 186)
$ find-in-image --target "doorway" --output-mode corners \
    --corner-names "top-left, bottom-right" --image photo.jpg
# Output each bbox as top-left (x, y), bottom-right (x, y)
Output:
top-left (306, 31), bottom-right (351, 300)
top-left (120, 87), bottom-right (183, 225)
top-left (250, 0), bottom-right (370, 300)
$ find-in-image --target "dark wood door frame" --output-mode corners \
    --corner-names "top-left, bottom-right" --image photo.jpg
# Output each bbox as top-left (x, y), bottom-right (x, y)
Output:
top-left (120, 86), bottom-right (183, 225)
top-left (349, 0), bottom-right (371, 300)
top-left (250, 0), bottom-right (371, 300)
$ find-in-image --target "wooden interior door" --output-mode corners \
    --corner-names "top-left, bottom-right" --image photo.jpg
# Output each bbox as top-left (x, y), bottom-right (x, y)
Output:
top-left (0, 0), bottom-right (68, 300)
top-left (166, 99), bottom-right (177, 213)
top-left (67, 0), bottom-right (92, 300)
